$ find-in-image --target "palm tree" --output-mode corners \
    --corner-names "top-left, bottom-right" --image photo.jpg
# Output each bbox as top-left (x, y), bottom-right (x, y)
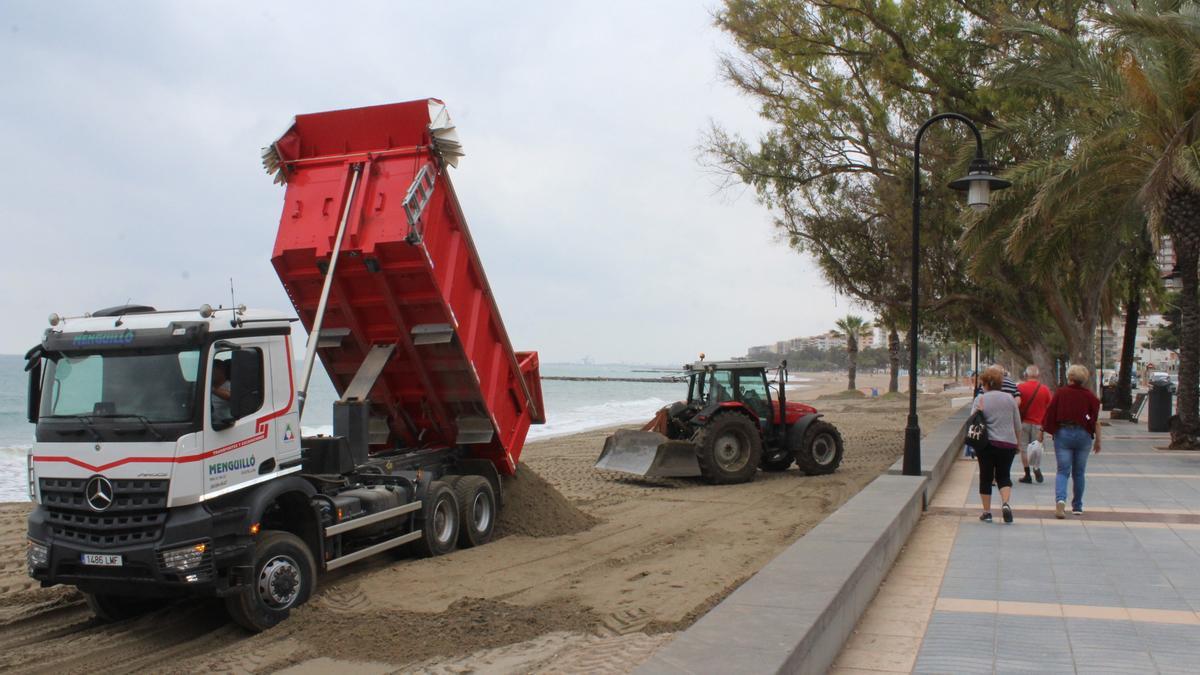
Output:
top-left (997, 3), bottom-right (1200, 445)
top-left (832, 315), bottom-right (873, 391)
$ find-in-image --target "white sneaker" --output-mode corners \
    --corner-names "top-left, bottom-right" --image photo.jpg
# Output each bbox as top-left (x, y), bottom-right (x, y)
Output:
top-left (1056, 500), bottom-right (1066, 519)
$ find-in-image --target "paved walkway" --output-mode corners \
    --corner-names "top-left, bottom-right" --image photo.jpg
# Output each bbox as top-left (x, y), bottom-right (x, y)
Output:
top-left (832, 419), bottom-right (1200, 674)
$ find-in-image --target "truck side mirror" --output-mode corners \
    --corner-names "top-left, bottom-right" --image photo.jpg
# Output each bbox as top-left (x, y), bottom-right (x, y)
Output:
top-left (229, 350), bottom-right (264, 419)
top-left (26, 359), bottom-right (42, 423)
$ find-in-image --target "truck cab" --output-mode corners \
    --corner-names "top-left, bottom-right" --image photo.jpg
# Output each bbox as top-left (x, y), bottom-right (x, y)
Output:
top-left (26, 306), bottom-right (302, 609)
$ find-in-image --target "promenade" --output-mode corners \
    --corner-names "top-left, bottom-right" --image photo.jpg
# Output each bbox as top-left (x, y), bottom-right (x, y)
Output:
top-left (833, 419), bottom-right (1200, 674)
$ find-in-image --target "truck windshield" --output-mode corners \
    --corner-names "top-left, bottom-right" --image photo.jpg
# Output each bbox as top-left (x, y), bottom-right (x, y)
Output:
top-left (40, 350), bottom-right (201, 423)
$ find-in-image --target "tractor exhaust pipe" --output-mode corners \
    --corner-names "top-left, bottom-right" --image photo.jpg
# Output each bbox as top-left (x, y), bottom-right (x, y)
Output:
top-left (778, 359), bottom-right (788, 438)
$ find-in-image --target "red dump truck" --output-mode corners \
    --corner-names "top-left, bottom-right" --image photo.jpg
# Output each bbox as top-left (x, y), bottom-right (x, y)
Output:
top-left (25, 99), bottom-right (543, 631)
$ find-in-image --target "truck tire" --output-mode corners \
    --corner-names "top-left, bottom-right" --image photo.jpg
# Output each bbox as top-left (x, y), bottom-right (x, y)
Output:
top-left (760, 448), bottom-right (794, 472)
top-left (793, 420), bottom-right (844, 475)
top-left (84, 592), bottom-right (161, 622)
top-left (411, 480), bottom-right (460, 558)
top-left (453, 475), bottom-right (497, 548)
top-left (693, 413), bottom-right (762, 484)
top-left (225, 530), bottom-right (316, 632)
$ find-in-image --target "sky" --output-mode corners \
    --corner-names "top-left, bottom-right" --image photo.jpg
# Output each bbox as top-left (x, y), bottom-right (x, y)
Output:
top-left (0, 1), bottom-right (859, 365)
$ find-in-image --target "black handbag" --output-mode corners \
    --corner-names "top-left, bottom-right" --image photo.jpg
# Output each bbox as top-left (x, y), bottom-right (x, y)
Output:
top-left (965, 406), bottom-right (990, 450)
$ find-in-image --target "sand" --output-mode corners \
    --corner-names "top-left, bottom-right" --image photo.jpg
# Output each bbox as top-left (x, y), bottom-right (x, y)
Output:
top-left (0, 374), bottom-right (956, 674)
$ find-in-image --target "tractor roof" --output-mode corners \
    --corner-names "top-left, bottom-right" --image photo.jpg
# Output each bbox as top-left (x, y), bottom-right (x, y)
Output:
top-left (686, 360), bottom-right (771, 372)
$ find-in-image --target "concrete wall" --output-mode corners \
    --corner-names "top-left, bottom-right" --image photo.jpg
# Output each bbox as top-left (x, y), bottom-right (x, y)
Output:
top-left (887, 404), bottom-right (970, 498)
top-left (636, 406), bottom-right (970, 675)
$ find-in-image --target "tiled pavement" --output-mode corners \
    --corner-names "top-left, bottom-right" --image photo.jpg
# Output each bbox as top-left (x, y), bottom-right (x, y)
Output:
top-left (833, 419), bottom-right (1200, 674)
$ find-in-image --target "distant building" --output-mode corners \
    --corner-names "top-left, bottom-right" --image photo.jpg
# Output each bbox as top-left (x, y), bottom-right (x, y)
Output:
top-left (1110, 313), bottom-right (1179, 381)
top-left (749, 327), bottom-right (879, 358)
top-left (748, 344), bottom-right (777, 358)
top-left (1134, 314), bottom-right (1178, 375)
top-left (814, 332), bottom-right (847, 351)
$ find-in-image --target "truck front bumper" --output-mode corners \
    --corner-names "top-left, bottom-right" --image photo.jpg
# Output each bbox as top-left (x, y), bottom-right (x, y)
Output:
top-left (27, 503), bottom-right (255, 599)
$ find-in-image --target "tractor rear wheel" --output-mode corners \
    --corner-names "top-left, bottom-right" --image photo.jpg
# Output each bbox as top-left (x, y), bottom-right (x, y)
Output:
top-left (693, 413), bottom-right (762, 484)
top-left (793, 420), bottom-right (844, 475)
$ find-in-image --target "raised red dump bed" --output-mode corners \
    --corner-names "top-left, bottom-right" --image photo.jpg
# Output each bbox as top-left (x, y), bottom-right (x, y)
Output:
top-left (267, 99), bottom-right (544, 475)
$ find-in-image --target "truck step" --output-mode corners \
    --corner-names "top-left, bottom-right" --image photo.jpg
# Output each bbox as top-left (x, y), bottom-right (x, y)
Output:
top-left (324, 501), bottom-right (422, 536)
top-left (325, 530), bottom-right (422, 570)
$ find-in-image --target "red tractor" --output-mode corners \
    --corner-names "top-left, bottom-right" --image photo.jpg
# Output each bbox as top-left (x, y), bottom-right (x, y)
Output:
top-left (596, 360), bottom-right (843, 484)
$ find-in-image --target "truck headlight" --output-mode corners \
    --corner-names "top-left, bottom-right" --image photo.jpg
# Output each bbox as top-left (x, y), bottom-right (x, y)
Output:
top-left (27, 540), bottom-right (48, 571)
top-left (160, 542), bottom-right (208, 571)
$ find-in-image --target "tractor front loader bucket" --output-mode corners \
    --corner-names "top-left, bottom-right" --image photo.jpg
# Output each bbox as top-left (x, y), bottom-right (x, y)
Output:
top-left (595, 430), bottom-right (702, 478)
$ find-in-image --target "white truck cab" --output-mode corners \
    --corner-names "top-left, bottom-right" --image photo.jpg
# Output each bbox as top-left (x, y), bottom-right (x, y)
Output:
top-left (28, 304), bottom-right (300, 509)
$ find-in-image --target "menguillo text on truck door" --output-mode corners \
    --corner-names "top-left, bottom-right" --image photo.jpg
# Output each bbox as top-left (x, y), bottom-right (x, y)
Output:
top-left (24, 99), bottom-right (544, 631)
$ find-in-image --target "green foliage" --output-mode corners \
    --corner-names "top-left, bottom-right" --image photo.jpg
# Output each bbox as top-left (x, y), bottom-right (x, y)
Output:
top-left (1150, 291), bottom-right (1183, 350)
top-left (832, 314), bottom-right (873, 352)
top-left (707, 0), bottom-right (1153, 380)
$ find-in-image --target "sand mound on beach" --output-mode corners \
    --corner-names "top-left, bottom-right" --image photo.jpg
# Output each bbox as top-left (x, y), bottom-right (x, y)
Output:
top-left (263, 597), bottom-right (599, 669)
top-left (497, 463), bottom-right (600, 538)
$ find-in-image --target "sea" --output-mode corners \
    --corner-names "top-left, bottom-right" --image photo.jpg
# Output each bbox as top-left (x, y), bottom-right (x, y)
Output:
top-left (0, 356), bottom-right (766, 502)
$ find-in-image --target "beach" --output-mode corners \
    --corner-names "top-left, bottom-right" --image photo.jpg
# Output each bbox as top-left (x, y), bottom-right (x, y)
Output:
top-left (0, 371), bottom-right (956, 673)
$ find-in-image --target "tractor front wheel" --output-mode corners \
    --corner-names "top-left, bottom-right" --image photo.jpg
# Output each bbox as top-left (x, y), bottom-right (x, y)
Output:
top-left (693, 413), bottom-right (762, 484)
top-left (793, 420), bottom-right (844, 475)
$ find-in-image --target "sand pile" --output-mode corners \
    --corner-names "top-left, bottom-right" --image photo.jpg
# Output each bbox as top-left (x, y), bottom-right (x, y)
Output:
top-left (264, 597), bottom-right (599, 668)
top-left (496, 463), bottom-right (599, 538)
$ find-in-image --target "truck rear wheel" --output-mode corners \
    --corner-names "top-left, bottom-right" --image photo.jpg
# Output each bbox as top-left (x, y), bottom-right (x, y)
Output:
top-left (225, 530), bottom-right (316, 632)
top-left (693, 413), bottom-right (762, 484)
top-left (84, 592), bottom-right (161, 622)
top-left (453, 476), bottom-right (496, 548)
top-left (411, 480), bottom-right (459, 557)
top-left (793, 420), bottom-right (844, 475)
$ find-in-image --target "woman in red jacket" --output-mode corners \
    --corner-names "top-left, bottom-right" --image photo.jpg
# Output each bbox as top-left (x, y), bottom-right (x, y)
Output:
top-left (1040, 365), bottom-right (1102, 518)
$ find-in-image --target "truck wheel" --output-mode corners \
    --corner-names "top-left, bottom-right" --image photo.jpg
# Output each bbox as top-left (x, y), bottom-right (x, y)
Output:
top-left (453, 476), bottom-right (497, 548)
top-left (693, 413), bottom-right (762, 484)
top-left (411, 480), bottom-right (459, 557)
top-left (793, 420), bottom-right (844, 475)
top-left (84, 592), bottom-right (160, 622)
top-left (760, 448), bottom-right (794, 472)
top-left (225, 530), bottom-right (316, 632)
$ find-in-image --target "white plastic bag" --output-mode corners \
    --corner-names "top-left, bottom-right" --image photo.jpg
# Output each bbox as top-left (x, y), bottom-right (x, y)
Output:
top-left (1026, 439), bottom-right (1044, 464)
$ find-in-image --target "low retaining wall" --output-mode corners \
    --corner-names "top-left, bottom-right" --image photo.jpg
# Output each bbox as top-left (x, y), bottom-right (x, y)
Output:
top-left (636, 406), bottom-right (970, 675)
top-left (887, 404), bottom-right (971, 498)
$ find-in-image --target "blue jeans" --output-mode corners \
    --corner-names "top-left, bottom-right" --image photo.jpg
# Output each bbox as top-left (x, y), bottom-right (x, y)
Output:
top-left (1054, 427), bottom-right (1093, 510)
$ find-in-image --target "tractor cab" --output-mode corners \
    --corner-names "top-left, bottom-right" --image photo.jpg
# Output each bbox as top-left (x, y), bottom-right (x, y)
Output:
top-left (685, 361), bottom-right (774, 424)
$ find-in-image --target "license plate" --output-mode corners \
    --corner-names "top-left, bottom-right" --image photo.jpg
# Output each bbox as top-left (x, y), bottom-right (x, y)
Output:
top-left (80, 553), bottom-right (122, 567)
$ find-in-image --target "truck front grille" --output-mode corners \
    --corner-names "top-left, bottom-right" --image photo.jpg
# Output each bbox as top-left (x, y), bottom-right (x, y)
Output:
top-left (40, 478), bottom-right (169, 548)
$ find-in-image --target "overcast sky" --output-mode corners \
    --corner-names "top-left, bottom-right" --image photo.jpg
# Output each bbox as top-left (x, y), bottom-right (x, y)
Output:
top-left (0, 1), bottom-right (857, 365)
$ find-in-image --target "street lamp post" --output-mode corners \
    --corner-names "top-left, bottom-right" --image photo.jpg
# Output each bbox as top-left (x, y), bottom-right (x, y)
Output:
top-left (902, 113), bottom-right (1010, 477)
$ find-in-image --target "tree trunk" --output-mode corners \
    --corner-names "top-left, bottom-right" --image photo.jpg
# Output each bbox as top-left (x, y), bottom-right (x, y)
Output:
top-left (847, 340), bottom-right (858, 391)
top-left (1171, 241), bottom-right (1200, 446)
top-left (888, 326), bottom-right (900, 393)
top-left (1070, 332), bottom-right (1096, 386)
top-left (1028, 343), bottom-right (1057, 390)
top-left (1163, 186), bottom-right (1200, 447)
top-left (1116, 284), bottom-right (1141, 413)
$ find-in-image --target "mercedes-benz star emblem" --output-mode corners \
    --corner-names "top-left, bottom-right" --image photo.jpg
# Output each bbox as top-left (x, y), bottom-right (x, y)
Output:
top-left (85, 476), bottom-right (114, 512)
